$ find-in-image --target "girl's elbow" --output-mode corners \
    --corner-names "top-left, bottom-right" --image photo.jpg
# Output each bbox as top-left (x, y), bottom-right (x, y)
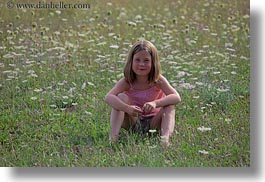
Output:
top-left (177, 96), bottom-right (181, 103)
top-left (105, 94), bottom-right (110, 104)
top-left (175, 94), bottom-right (181, 103)
top-left (105, 94), bottom-right (117, 105)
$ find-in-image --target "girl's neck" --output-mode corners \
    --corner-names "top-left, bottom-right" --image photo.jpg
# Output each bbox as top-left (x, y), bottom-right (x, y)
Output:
top-left (135, 75), bottom-right (149, 84)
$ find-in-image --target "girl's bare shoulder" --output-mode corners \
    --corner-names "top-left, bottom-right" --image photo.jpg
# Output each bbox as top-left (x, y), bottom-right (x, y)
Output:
top-left (155, 75), bottom-right (168, 88)
top-left (114, 78), bottom-right (130, 91)
top-left (155, 74), bottom-right (178, 95)
top-left (106, 78), bottom-right (130, 96)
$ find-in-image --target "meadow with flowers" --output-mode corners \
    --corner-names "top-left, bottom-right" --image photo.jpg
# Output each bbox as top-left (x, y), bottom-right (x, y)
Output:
top-left (0, 0), bottom-right (250, 166)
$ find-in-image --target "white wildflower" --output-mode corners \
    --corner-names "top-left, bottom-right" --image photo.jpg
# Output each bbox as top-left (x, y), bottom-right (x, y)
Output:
top-left (30, 97), bottom-right (37, 100)
top-left (195, 82), bottom-right (204, 86)
top-left (199, 150), bottom-right (209, 155)
top-left (81, 82), bottom-right (86, 89)
top-left (87, 81), bottom-right (95, 87)
top-left (30, 73), bottom-right (38, 78)
top-left (127, 21), bottom-right (137, 26)
top-left (148, 129), bottom-right (157, 133)
top-left (225, 118), bottom-right (232, 122)
top-left (110, 45), bottom-right (119, 49)
top-left (85, 111), bottom-right (92, 115)
top-left (197, 126), bottom-right (211, 132)
top-left (216, 88), bottom-right (229, 92)
top-left (34, 88), bottom-right (43, 93)
top-left (135, 15), bottom-right (142, 20)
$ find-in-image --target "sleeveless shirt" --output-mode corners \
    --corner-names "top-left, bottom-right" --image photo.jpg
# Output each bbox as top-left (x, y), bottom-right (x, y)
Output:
top-left (125, 85), bottom-right (165, 118)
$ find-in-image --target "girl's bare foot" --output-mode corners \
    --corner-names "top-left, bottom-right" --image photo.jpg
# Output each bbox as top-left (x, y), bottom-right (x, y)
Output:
top-left (160, 135), bottom-right (170, 147)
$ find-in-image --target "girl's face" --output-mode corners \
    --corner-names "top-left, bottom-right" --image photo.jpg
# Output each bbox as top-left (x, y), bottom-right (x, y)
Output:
top-left (132, 50), bottom-right (152, 78)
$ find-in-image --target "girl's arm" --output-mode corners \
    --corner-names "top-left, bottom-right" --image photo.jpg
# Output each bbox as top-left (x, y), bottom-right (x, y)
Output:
top-left (143, 75), bottom-right (181, 114)
top-left (155, 75), bottom-right (181, 107)
top-left (105, 78), bottom-right (130, 112)
top-left (105, 78), bottom-right (143, 116)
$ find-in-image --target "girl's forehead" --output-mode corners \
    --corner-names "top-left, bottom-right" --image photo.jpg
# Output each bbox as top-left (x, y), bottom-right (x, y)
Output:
top-left (133, 50), bottom-right (151, 58)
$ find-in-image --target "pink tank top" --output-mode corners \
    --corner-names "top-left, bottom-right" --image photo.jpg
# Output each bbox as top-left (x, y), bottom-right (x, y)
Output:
top-left (125, 85), bottom-right (165, 118)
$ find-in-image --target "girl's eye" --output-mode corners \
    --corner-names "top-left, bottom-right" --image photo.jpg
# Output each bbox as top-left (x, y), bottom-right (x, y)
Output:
top-left (144, 60), bottom-right (150, 63)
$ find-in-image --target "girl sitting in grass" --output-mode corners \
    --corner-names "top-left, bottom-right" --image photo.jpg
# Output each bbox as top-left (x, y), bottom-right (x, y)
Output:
top-left (105, 40), bottom-right (181, 146)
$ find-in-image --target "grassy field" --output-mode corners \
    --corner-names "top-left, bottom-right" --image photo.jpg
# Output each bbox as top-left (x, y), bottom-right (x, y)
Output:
top-left (0, 0), bottom-right (250, 167)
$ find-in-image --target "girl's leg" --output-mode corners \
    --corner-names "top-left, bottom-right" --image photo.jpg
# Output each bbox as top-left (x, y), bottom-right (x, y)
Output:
top-left (109, 93), bottom-right (135, 141)
top-left (150, 105), bottom-right (175, 145)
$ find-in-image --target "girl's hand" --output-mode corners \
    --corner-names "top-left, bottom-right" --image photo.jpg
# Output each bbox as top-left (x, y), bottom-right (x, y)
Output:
top-left (126, 105), bottom-right (143, 117)
top-left (143, 102), bottom-right (156, 114)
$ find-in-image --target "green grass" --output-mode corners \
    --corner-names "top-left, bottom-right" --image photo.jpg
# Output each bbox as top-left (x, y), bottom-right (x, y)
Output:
top-left (0, 0), bottom-right (250, 167)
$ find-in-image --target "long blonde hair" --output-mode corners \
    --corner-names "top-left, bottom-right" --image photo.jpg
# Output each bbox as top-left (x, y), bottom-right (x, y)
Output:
top-left (124, 40), bottom-right (161, 84)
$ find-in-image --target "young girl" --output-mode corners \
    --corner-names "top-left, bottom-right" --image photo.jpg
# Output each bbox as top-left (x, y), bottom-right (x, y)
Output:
top-left (105, 40), bottom-right (181, 146)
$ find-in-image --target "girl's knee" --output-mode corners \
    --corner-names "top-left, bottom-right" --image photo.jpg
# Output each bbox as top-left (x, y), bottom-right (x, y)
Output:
top-left (164, 105), bottom-right (175, 113)
top-left (117, 93), bottom-right (130, 104)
